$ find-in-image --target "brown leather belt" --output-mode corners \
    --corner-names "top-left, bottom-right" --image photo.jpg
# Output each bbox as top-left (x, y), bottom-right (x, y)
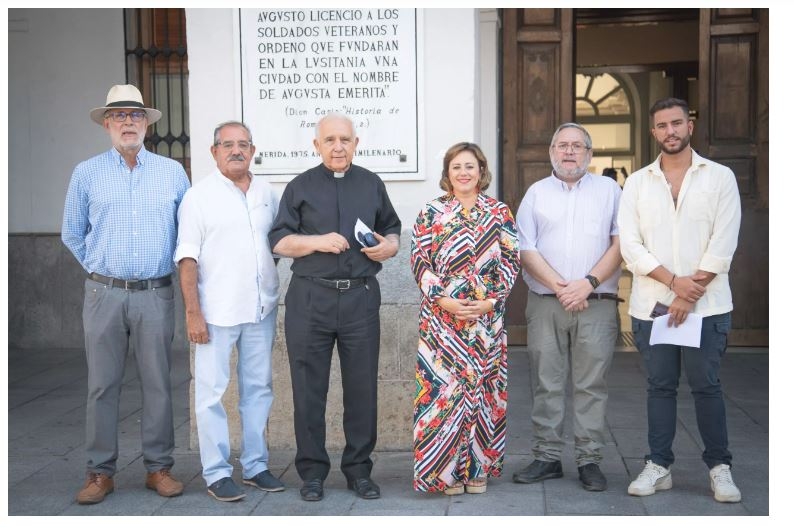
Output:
top-left (89, 272), bottom-right (172, 290)
top-left (536, 291), bottom-right (623, 302)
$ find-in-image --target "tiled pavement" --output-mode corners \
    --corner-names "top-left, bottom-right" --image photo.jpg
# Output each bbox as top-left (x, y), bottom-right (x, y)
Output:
top-left (7, 345), bottom-right (769, 517)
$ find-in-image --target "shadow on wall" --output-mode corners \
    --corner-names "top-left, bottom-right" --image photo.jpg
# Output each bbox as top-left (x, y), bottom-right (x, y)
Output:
top-left (8, 234), bottom-right (188, 350)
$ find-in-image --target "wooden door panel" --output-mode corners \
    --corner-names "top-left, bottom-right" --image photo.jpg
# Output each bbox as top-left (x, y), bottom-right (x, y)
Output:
top-left (501, 8), bottom-right (767, 346)
top-left (712, 38), bottom-right (756, 141)
top-left (502, 8), bottom-right (574, 343)
top-left (698, 8), bottom-right (768, 345)
top-left (519, 44), bottom-right (565, 146)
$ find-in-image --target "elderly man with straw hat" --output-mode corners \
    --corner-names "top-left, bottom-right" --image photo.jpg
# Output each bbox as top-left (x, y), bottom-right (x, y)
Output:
top-left (62, 84), bottom-right (190, 505)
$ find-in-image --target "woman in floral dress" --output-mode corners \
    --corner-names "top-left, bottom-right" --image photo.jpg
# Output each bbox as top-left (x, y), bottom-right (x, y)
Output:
top-left (411, 142), bottom-right (520, 495)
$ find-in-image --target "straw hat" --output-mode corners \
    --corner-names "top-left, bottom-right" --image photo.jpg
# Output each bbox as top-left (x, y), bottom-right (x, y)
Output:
top-left (89, 84), bottom-right (162, 125)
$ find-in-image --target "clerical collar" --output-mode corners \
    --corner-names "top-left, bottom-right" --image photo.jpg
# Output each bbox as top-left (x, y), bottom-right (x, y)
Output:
top-left (321, 164), bottom-right (351, 179)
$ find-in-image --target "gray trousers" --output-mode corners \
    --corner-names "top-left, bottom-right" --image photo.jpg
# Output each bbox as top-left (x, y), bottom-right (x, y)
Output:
top-left (82, 277), bottom-right (176, 476)
top-left (525, 291), bottom-right (617, 465)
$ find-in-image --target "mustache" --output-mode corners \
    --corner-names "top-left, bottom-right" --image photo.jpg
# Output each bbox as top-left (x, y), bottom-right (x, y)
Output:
top-left (226, 154), bottom-right (246, 161)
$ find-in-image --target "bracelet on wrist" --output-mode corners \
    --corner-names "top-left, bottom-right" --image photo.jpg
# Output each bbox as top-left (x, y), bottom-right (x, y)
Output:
top-left (668, 274), bottom-right (676, 290)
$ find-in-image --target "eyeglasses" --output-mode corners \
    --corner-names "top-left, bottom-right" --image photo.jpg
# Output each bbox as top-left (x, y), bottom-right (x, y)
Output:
top-left (215, 141), bottom-right (252, 150)
top-left (105, 110), bottom-right (147, 123)
top-left (553, 142), bottom-right (590, 153)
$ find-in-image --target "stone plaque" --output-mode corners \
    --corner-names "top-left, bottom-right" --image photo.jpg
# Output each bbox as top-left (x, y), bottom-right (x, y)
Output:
top-left (239, 8), bottom-right (421, 179)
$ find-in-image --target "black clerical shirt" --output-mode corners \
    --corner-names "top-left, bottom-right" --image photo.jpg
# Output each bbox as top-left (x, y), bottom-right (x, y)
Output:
top-left (268, 163), bottom-right (402, 279)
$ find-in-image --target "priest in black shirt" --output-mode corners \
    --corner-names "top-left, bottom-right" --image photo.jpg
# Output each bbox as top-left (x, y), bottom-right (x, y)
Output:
top-left (269, 114), bottom-right (401, 502)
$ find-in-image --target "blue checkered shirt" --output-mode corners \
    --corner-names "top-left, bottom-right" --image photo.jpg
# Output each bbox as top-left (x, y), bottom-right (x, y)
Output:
top-left (62, 147), bottom-right (190, 280)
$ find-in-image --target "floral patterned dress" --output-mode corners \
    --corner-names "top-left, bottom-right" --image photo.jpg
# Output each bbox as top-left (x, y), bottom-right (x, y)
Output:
top-left (410, 193), bottom-right (520, 492)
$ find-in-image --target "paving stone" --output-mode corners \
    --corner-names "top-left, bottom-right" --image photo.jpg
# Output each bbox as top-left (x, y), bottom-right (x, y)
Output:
top-left (7, 347), bottom-right (769, 516)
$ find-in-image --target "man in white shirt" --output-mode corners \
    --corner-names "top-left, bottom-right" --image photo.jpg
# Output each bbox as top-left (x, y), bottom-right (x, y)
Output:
top-left (513, 123), bottom-right (623, 492)
top-left (618, 98), bottom-right (742, 503)
top-left (175, 121), bottom-right (284, 502)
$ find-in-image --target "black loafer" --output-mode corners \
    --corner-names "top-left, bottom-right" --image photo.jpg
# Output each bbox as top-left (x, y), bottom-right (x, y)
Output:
top-left (513, 460), bottom-right (563, 484)
top-left (347, 477), bottom-right (381, 499)
top-left (299, 478), bottom-right (324, 501)
top-left (578, 463), bottom-right (607, 491)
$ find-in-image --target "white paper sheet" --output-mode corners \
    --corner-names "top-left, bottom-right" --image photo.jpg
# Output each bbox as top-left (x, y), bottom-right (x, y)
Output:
top-left (355, 218), bottom-right (374, 247)
top-left (649, 313), bottom-right (703, 347)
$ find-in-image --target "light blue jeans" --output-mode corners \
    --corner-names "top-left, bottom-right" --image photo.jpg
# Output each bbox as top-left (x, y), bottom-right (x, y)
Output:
top-left (195, 308), bottom-right (276, 486)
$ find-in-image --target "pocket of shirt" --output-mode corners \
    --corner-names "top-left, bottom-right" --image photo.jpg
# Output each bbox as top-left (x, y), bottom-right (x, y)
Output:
top-left (584, 214), bottom-right (607, 236)
top-left (249, 202), bottom-right (272, 231)
top-left (684, 191), bottom-right (717, 222)
top-left (637, 199), bottom-right (663, 230)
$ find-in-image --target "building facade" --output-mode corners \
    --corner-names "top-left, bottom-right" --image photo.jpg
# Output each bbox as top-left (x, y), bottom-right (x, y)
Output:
top-left (8, 8), bottom-right (769, 450)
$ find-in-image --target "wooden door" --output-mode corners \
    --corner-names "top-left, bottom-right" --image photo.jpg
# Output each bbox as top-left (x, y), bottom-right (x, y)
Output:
top-left (501, 8), bottom-right (575, 344)
top-left (697, 8), bottom-right (768, 345)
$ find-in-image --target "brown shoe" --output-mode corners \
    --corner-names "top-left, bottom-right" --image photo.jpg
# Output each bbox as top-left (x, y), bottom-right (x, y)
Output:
top-left (146, 468), bottom-right (184, 497)
top-left (76, 472), bottom-right (114, 505)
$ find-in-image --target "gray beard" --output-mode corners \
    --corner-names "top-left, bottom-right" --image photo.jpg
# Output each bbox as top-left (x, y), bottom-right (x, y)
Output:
top-left (552, 162), bottom-right (587, 181)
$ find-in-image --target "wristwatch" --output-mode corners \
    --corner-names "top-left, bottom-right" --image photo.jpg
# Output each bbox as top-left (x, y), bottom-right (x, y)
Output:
top-left (585, 274), bottom-right (601, 289)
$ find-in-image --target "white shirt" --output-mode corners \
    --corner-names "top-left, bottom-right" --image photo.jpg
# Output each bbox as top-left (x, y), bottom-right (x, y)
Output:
top-left (617, 148), bottom-right (741, 320)
top-left (175, 169), bottom-right (280, 327)
top-left (516, 172), bottom-right (622, 294)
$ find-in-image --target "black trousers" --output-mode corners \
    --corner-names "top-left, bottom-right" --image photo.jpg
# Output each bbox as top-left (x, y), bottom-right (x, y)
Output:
top-left (284, 275), bottom-right (381, 481)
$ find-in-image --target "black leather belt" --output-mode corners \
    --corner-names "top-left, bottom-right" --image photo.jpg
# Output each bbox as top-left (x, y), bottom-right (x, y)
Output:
top-left (535, 291), bottom-right (622, 302)
top-left (304, 276), bottom-right (367, 290)
top-left (89, 272), bottom-right (172, 290)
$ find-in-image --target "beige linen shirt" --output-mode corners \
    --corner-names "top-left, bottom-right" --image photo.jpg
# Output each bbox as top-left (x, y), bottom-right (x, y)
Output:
top-left (617, 148), bottom-right (741, 320)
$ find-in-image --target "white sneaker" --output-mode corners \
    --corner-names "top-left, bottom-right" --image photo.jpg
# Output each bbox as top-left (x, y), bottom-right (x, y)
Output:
top-left (628, 460), bottom-right (672, 496)
top-left (709, 464), bottom-right (742, 503)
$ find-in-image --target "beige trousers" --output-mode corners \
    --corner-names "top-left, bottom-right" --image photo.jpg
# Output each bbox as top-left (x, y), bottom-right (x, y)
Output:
top-left (525, 291), bottom-right (617, 466)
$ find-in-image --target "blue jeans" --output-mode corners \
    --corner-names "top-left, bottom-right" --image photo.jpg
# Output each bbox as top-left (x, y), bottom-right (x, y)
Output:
top-left (195, 308), bottom-right (277, 486)
top-left (631, 313), bottom-right (732, 469)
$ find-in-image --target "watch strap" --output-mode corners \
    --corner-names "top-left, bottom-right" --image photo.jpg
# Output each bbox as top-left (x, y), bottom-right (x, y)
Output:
top-left (586, 274), bottom-right (600, 289)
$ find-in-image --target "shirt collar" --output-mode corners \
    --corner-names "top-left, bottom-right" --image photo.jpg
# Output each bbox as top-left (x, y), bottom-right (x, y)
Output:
top-left (649, 146), bottom-right (708, 178)
top-left (552, 171), bottom-right (591, 190)
top-left (110, 146), bottom-right (148, 167)
top-left (444, 192), bottom-right (487, 211)
top-left (212, 168), bottom-right (255, 190)
top-left (319, 163), bottom-right (353, 179)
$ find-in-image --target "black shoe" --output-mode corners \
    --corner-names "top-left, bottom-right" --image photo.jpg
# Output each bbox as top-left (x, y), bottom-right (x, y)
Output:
top-left (513, 460), bottom-right (563, 484)
top-left (578, 463), bottom-right (607, 491)
top-left (300, 478), bottom-right (324, 501)
top-left (347, 477), bottom-right (381, 499)
top-left (243, 469), bottom-right (285, 492)
top-left (207, 477), bottom-right (246, 502)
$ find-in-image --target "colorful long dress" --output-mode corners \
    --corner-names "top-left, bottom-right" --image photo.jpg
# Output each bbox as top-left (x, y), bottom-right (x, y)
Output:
top-left (410, 193), bottom-right (520, 492)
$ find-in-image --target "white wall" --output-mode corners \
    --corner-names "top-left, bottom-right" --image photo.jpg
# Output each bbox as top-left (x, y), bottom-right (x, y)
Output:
top-left (8, 9), bottom-right (126, 233)
top-left (186, 8), bottom-right (491, 227)
top-left (6, 8), bottom-right (499, 233)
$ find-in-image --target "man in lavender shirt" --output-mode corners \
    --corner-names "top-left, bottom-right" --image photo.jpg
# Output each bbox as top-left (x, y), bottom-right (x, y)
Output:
top-left (512, 123), bottom-right (623, 492)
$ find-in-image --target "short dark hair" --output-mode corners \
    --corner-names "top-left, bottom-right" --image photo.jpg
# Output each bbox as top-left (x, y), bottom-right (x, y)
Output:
top-left (440, 142), bottom-right (492, 192)
top-left (649, 97), bottom-right (690, 120)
